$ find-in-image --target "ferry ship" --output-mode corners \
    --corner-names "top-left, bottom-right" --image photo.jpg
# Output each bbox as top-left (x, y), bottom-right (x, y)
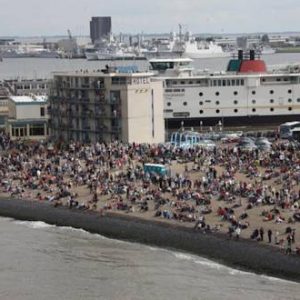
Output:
top-left (149, 50), bottom-right (300, 128)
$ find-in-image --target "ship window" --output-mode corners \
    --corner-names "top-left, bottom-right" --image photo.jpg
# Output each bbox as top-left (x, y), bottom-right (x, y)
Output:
top-left (231, 80), bottom-right (235, 86)
top-left (222, 80), bottom-right (226, 86)
top-left (227, 80), bottom-right (231, 86)
top-left (236, 80), bottom-right (240, 86)
top-left (297, 98), bottom-right (300, 102)
top-left (188, 81), bottom-right (193, 85)
top-left (216, 109), bottom-right (220, 114)
top-left (276, 78), bottom-right (281, 82)
top-left (216, 101), bottom-right (220, 105)
top-left (270, 90), bottom-right (274, 94)
top-left (234, 109), bottom-right (238, 113)
top-left (215, 92), bottom-right (220, 96)
top-left (283, 78), bottom-right (288, 82)
top-left (270, 108), bottom-right (274, 112)
top-left (288, 89), bottom-right (292, 94)
top-left (181, 89), bottom-right (185, 92)
top-left (199, 101), bottom-right (203, 105)
top-left (172, 81), bottom-right (177, 84)
top-left (167, 102), bottom-right (171, 106)
top-left (252, 99), bottom-right (256, 104)
top-left (199, 92), bottom-right (203, 97)
top-left (165, 89), bottom-right (173, 93)
top-left (252, 91), bottom-right (256, 95)
top-left (183, 102), bottom-right (187, 106)
top-left (241, 79), bottom-right (244, 86)
top-left (288, 98), bottom-right (292, 103)
top-left (199, 110), bottom-right (204, 114)
top-left (233, 91), bottom-right (238, 95)
top-left (180, 81), bottom-right (186, 85)
top-left (234, 100), bottom-right (238, 104)
top-left (262, 78), bottom-right (266, 82)
top-left (288, 107), bottom-right (292, 111)
top-left (252, 108), bottom-right (256, 112)
top-left (270, 99), bottom-right (274, 103)
top-left (218, 80), bottom-right (222, 86)
top-left (213, 80), bottom-right (218, 86)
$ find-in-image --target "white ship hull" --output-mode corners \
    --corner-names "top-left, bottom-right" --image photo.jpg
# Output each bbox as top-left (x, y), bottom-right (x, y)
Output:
top-left (182, 51), bottom-right (231, 59)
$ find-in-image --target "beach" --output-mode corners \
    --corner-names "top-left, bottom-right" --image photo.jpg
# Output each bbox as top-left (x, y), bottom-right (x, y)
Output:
top-left (0, 134), bottom-right (300, 282)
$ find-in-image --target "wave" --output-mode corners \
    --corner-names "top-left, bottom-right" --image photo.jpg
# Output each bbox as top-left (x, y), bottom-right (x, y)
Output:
top-left (172, 251), bottom-right (297, 284)
top-left (14, 220), bottom-right (54, 229)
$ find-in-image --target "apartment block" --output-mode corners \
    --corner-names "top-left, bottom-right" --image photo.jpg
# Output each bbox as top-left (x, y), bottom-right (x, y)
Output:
top-left (49, 68), bottom-right (164, 144)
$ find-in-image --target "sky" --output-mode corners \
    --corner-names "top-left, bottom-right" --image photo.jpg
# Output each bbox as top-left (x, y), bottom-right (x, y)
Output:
top-left (0, 0), bottom-right (299, 36)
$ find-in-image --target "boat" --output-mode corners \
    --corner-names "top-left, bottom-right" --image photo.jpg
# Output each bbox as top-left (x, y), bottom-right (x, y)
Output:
top-left (259, 46), bottom-right (276, 55)
top-left (143, 25), bottom-right (229, 59)
top-left (149, 50), bottom-right (300, 128)
top-left (85, 46), bottom-right (99, 61)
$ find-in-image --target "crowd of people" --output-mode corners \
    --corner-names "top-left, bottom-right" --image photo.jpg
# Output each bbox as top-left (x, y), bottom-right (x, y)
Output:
top-left (0, 132), bottom-right (299, 255)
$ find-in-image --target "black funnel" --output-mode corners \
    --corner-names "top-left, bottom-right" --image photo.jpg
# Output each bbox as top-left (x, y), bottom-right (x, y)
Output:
top-left (238, 49), bottom-right (243, 60)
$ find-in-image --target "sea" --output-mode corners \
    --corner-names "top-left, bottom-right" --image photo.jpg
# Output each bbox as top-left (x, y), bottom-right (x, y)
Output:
top-left (0, 55), bottom-right (300, 299)
top-left (1, 53), bottom-right (300, 80)
top-left (0, 217), bottom-right (299, 300)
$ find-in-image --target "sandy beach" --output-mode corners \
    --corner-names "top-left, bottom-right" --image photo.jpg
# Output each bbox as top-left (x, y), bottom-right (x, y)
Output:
top-left (0, 135), bottom-right (300, 281)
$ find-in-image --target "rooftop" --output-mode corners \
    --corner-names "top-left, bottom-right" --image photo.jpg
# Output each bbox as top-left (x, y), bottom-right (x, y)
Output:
top-left (10, 95), bottom-right (48, 104)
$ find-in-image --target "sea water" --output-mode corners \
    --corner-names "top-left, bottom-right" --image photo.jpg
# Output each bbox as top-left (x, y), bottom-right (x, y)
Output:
top-left (0, 217), bottom-right (298, 300)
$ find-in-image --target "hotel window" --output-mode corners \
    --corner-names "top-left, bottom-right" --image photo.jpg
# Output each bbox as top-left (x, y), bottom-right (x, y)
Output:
top-left (233, 91), bottom-right (238, 95)
top-left (216, 109), bottom-right (220, 114)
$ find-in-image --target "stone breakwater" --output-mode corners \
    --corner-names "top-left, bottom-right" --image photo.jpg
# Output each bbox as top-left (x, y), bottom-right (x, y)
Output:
top-left (0, 198), bottom-right (299, 282)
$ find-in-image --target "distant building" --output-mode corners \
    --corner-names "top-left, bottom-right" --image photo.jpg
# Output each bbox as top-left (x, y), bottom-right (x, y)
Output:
top-left (90, 16), bottom-right (112, 44)
top-left (6, 95), bottom-right (49, 140)
top-left (4, 79), bottom-right (49, 96)
top-left (49, 67), bottom-right (165, 144)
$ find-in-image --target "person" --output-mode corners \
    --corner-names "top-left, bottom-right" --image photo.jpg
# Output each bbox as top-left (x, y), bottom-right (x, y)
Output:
top-left (259, 227), bottom-right (264, 241)
top-left (267, 229), bottom-right (272, 243)
top-left (286, 234), bottom-right (292, 255)
top-left (235, 227), bottom-right (241, 240)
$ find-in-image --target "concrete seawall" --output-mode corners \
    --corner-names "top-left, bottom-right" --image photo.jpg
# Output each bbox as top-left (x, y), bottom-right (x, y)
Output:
top-left (0, 198), bottom-right (299, 282)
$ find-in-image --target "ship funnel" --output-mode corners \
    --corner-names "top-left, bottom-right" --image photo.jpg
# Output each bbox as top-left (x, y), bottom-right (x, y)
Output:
top-left (238, 49), bottom-right (243, 60)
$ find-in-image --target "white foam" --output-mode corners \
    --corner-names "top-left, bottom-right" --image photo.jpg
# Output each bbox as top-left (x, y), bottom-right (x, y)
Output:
top-left (14, 220), bottom-right (55, 229)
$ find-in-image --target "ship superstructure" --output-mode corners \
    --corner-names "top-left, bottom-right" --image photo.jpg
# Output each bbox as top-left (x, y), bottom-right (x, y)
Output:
top-left (150, 50), bottom-right (300, 128)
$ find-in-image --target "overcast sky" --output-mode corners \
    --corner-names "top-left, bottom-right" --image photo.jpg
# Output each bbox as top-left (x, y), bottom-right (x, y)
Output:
top-left (0, 0), bottom-right (299, 36)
